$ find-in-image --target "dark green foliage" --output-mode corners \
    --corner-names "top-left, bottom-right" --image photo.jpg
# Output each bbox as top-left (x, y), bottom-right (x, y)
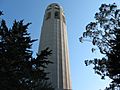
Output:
top-left (0, 12), bottom-right (53, 90)
top-left (0, 11), bottom-right (3, 16)
top-left (80, 3), bottom-right (120, 89)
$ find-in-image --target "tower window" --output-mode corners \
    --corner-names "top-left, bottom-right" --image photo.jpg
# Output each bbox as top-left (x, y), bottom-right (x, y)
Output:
top-left (47, 5), bottom-right (52, 11)
top-left (55, 11), bottom-right (60, 19)
top-left (55, 6), bottom-right (60, 10)
top-left (47, 7), bottom-right (51, 11)
top-left (54, 5), bottom-right (60, 10)
top-left (46, 12), bottom-right (51, 20)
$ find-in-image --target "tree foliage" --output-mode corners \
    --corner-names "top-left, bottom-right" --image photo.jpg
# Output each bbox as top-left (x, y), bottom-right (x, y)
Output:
top-left (0, 12), bottom-right (53, 90)
top-left (80, 3), bottom-right (120, 89)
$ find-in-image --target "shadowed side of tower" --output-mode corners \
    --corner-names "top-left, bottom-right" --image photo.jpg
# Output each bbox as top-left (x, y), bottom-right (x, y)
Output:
top-left (38, 3), bottom-right (72, 90)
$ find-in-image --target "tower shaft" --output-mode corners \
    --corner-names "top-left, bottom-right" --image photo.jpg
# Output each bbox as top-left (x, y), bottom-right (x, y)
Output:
top-left (38, 3), bottom-right (72, 90)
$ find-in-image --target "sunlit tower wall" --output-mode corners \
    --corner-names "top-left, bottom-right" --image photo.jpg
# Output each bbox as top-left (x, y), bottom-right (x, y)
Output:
top-left (38, 3), bottom-right (72, 90)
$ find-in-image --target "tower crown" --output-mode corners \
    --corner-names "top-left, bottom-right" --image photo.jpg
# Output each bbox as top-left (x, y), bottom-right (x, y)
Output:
top-left (46, 3), bottom-right (64, 13)
top-left (44, 3), bottom-right (65, 24)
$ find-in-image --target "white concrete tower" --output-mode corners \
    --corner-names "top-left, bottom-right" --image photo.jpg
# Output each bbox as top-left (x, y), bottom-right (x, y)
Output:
top-left (38, 3), bottom-right (72, 90)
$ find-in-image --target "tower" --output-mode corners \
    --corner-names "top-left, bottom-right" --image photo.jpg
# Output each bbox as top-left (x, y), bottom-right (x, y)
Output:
top-left (38, 3), bottom-right (72, 90)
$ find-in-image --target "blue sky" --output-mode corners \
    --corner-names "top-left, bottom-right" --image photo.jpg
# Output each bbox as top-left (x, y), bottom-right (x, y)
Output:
top-left (1, 0), bottom-right (120, 90)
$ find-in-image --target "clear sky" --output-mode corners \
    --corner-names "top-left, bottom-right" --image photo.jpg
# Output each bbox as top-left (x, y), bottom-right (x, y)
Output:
top-left (1, 0), bottom-right (120, 90)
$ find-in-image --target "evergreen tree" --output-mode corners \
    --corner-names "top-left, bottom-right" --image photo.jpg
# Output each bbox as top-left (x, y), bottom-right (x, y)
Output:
top-left (0, 12), bottom-right (53, 90)
top-left (80, 3), bottom-right (120, 90)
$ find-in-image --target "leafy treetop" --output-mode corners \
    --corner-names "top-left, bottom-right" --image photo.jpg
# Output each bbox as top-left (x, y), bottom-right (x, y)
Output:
top-left (0, 12), bottom-right (53, 90)
top-left (80, 3), bottom-right (120, 90)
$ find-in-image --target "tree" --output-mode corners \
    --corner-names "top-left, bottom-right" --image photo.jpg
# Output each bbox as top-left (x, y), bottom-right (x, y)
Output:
top-left (80, 3), bottom-right (120, 89)
top-left (0, 12), bottom-right (53, 90)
